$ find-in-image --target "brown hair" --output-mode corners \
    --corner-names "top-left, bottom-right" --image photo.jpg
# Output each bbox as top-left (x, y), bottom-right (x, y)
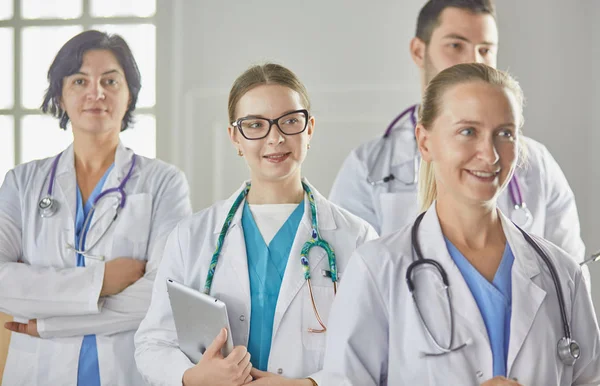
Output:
top-left (416, 0), bottom-right (496, 44)
top-left (228, 63), bottom-right (310, 123)
top-left (418, 63), bottom-right (525, 211)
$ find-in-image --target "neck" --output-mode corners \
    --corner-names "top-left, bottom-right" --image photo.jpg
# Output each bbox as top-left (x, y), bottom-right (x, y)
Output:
top-left (246, 174), bottom-right (304, 205)
top-left (73, 131), bottom-right (119, 173)
top-left (435, 195), bottom-right (505, 251)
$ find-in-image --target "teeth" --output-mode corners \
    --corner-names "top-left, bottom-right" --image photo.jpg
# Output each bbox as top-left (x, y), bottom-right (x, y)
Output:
top-left (266, 154), bottom-right (286, 158)
top-left (470, 170), bottom-right (497, 178)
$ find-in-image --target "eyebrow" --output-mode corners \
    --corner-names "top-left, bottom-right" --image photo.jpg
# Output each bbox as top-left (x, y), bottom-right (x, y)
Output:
top-left (72, 69), bottom-right (124, 77)
top-left (454, 119), bottom-right (516, 128)
top-left (442, 33), bottom-right (497, 46)
top-left (240, 109), bottom-right (303, 120)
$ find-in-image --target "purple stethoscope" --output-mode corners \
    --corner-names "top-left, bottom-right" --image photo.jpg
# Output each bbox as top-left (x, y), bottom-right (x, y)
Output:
top-left (38, 151), bottom-right (137, 261)
top-left (369, 104), bottom-right (532, 227)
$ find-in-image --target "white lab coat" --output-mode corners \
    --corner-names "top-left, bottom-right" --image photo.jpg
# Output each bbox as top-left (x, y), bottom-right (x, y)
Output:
top-left (320, 204), bottom-right (600, 386)
top-left (0, 142), bottom-right (192, 386)
top-left (134, 179), bottom-right (378, 386)
top-left (329, 117), bottom-right (586, 265)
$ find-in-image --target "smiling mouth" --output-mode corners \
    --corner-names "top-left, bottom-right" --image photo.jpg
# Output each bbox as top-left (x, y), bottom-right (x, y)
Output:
top-left (263, 152), bottom-right (291, 162)
top-left (466, 169), bottom-right (501, 180)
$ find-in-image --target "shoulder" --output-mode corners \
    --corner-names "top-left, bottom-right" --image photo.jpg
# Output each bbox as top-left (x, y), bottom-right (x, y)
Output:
top-left (6, 156), bottom-right (56, 190)
top-left (520, 136), bottom-right (556, 173)
top-left (136, 155), bottom-right (186, 182)
top-left (352, 219), bottom-right (414, 268)
top-left (527, 232), bottom-right (581, 281)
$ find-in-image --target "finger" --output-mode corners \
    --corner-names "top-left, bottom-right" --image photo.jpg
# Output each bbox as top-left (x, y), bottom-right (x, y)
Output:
top-left (237, 363), bottom-right (252, 383)
top-left (244, 374), bottom-right (253, 384)
top-left (204, 328), bottom-right (227, 358)
top-left (238, 351), bottom-right (251, 367)
top-left (226, 345), bottom-right (248, 364)
top-left (250, 368), bottom-right (271, 379)
top-left (4, 322), bottom-right (28, 334)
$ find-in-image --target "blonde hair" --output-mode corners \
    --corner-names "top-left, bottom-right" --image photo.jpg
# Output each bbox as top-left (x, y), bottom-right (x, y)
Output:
top-left (228, 63), bottom-right (310, 123)
top-left (418, 63), bottom-right (525, 212)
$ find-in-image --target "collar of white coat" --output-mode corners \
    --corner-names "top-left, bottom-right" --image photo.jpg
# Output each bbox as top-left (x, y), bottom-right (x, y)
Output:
top-left (212, 178), bottom-right (337, 234)
top-left (418, 202), bottom-right (541, 280)
top-left (54, 141), bottom-right (139, 180)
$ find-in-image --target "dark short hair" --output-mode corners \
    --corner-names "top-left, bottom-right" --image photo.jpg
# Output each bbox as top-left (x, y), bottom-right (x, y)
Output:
top-left (415, 0), bottom-right (496, 44)
top-left (41, 30), bottom-right (141, 131)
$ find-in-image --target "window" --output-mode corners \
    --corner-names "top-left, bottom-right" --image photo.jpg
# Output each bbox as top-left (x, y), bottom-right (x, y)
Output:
top-left (0, 0), bottom-right (157, 185)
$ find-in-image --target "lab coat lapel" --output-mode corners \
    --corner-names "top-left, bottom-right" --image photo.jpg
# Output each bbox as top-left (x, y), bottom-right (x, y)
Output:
top-left (501, 213), bottom-right (546, 373)
top-left (419, 205), bottom-right (490, 345)
top-left (272, 180), bottom-right (332, 338)
top-left (272, 208), bottom-right (326, 338)
top-left (213, 183), bottom-right (252, 300)
top-left (86, 143), bottom-right (139, 243)
top-left (53, 144), bottom-right (77, 224)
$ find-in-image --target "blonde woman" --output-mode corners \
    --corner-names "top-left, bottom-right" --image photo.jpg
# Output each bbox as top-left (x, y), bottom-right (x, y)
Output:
top-left (321, 63), bottom-right (600, 385)
top-left (134, 63), bottom-right (378, 386)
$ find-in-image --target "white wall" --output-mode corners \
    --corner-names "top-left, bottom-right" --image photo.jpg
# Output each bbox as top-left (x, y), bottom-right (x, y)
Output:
top-left (156, 0), bottom-right (424, 209)
top-left (156, 0), bottom-right (599, 308)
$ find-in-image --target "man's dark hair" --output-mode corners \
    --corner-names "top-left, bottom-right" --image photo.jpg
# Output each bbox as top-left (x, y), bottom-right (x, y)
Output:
top-left (41, 30), bottom-right (141, 131)
top-left (416, 0), bottom-right (496, 44)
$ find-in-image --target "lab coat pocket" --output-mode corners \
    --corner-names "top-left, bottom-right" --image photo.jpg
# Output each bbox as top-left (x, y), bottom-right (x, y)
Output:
top-left (111, 193), bottom-right (153, 259)
top-left (301, 283), bottom-right (335, 367)
top-left (3, 345), bottom-right (36, 385)
top-left (379, 191), bottom-right (418, 236)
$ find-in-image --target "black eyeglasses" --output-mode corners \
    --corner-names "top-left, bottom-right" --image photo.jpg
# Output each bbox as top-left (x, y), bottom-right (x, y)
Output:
top-left (232, 109), bottom-right (309, 140)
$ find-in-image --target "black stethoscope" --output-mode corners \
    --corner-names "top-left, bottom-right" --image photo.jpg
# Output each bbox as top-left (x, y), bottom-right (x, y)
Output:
top-left (406, 211), bottom-right (581, 365)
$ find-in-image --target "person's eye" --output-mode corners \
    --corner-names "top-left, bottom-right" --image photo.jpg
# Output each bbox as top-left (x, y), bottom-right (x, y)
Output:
top-left (459, 128), bottom-right (474, 136)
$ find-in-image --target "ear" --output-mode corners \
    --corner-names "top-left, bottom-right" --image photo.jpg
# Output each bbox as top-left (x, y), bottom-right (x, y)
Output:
top-left (228, 125), bottom-right (241, 152)
top-left (415, 123), bottom-right (433, 162)
top-left (306, 115), bottom-right (315, 141)
top-left (410, 37), bottom-right (426, 69)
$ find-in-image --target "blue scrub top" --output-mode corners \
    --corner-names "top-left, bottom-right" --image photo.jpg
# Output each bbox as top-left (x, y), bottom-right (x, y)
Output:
top-left (75, 164), bottom-right (114, 386)
top-left (242, 200), bottom-right (304, 371)
top-left (445, 238), bottom-right (514, 377)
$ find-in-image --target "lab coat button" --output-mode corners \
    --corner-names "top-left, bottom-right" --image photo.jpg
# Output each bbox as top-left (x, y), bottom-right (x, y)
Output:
top-left (277, 368), bottom-right (283, 375)
top-left (239, 315), bottom-right (245, 321)
top-left (476, 371), bottom-right (483, 378)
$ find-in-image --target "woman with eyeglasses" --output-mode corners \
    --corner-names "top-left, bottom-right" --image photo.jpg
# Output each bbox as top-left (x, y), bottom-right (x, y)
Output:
top-left (135, 63), bottom-right (378, 386)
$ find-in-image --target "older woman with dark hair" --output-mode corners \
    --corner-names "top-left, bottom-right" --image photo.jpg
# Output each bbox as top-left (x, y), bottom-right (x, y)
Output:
top-left (0, 30), bottom-right (191, 386)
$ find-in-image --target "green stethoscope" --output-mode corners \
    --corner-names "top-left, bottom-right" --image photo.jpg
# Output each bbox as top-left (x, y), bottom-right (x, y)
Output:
top-left (203, 181), bottom-right (338, 333)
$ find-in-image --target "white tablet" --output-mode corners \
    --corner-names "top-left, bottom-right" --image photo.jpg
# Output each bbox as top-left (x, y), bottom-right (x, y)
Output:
top-left (166, 278), bottom-right (234, 362)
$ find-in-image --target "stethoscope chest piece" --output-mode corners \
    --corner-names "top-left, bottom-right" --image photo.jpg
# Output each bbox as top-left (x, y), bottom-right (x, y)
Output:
top-left (511, 204), bottom-right (533, 228)
top-left (557, 337), bottom-right (580, 366)
top-left (38, 196), bottom-right (58, 218)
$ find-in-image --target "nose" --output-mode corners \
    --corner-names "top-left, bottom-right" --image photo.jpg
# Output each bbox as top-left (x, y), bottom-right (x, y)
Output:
top-left (266, 122), bottom-right (284, 145)
top-left (477, 137), bottom-right (500, 165)
top-left (461, 48), bottom-right (478, 64)
top-left (87, 80), bottom-right (106, 101)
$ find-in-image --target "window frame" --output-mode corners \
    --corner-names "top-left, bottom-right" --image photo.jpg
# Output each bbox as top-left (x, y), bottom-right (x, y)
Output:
top-left (0, 0), bottom-right (156, 166)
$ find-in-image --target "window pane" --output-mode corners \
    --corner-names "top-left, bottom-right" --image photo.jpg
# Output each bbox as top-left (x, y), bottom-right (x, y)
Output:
top-left (91, 0), bottom-right (155, 17)
top-left (91, 24), bottom-right (155, 108)
top-left (120, 114), bottom-right (156, 158)
top-left (22, 0), bottom-right (82, 19)
top-left (21, 26), bottom-right (83, 109)
top-left (21, 115), bottom-right (72, 163)
top-left (0, 28), bottom-right (13, 109)
top-left (0, 116), bottom-right (14, 186)
top-left (0, 0), bottom-right (13, 20)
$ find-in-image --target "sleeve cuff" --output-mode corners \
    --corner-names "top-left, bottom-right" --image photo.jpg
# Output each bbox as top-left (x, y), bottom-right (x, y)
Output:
top-left (88, 263), bottom-right (106, 313)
